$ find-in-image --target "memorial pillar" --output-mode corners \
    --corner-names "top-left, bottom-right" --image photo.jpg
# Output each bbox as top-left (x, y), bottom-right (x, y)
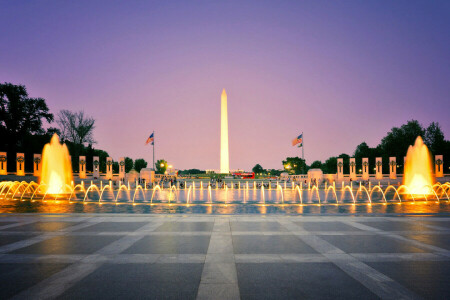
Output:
top-left (337, 158), bottom-right (344, 180)
top-left (349, 158), bottom-right (356, 180)
top-left (119, 157), bottom-right (125, 180)
top-left (79, 156), bottom-right (86, 179)
top-left (93, 156), bottom-right (100, 178)
top-left (389, 157), bottom-right (397, 179)
top-left (16, 153), bottom-right (25, 176)
top-left (435, 155), bottom-right (443, 178)
top-left (375, 157), bottom-right (383, 180)
top-left (106, 157), bottom-right (113, 180)
top-left (0, 152), bottom-right (7, 175)
top-left (362, 158), bottom-right (369, 180)
top-left (33, 154), bottom-right (42, 177)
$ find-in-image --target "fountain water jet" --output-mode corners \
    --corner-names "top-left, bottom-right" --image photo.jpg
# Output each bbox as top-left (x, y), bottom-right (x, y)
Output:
top-left (403, 137), bottom-right (434, 195)
top-left (40, 134), bottom-right (73, 194)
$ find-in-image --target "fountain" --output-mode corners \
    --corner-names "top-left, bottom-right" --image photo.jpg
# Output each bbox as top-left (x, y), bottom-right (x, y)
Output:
top-left (40, 134), bottom-right (73, 194)
top-left (403, 136), bottom-right (434, 195)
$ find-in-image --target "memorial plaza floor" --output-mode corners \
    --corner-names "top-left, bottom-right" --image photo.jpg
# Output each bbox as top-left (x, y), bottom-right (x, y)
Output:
top-left (0, 214), bottom-right (449, 299)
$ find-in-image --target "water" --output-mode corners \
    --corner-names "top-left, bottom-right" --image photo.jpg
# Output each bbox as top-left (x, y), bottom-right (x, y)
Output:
top-left (1, 187), bottom-right (449, 214)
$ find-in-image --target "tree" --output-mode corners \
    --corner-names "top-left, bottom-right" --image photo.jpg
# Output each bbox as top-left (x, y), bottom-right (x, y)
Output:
top-left (134, 158), bottom-right (148, 172)
top-left (310, 160), bottom-right (322, 169)
top-left (57, 110), bottom-right (95, 146)
top-left (156, 159), bottom-right (167, 174)
top-left (252, 164), bottom-right (264, 174)
top-left (379, 120), bottom-right (424, 158)
top-left (424, 122), bottom-right (445, 155)
top-left (124, 157), bottom-right (134, 173)
top-left (282, 157), bottom-right (306, 174)
top-left (323, 156), bottom-right (337, 174)
top-left (354, 142), bottom-right (380, 174)
top-left (112, 161), bottom-right (119, 173)
top-left (0, 82), bottom-right (53, 148)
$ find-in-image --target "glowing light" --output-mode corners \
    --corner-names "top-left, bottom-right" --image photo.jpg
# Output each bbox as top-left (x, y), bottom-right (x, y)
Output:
top-left (220, 89), bottom-right (229, 173)
top-left (40, 134), bottom-right (73, 194)
top-left (403, 136), bottom-right (434, 195)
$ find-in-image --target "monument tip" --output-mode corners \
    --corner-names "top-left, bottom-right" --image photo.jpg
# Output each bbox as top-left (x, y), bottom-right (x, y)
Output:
top-left (222, 88), bottom-right (227, 96)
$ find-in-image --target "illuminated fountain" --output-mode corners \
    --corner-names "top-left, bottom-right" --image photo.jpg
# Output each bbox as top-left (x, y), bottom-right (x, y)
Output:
top-left (0, 134), bottom-right (449, 212)
top-left (40, 134), bottom-right (73, 194)
top-left (403, 136), bottom-right (434, 196)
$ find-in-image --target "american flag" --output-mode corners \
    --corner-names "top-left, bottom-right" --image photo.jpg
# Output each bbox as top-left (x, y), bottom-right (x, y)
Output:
top-left (146, 132), bottom-right (154, 145)
top-left (292, 133), bottom-right (303, 147)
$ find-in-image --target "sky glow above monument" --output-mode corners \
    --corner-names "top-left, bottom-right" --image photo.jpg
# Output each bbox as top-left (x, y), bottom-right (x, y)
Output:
top-left (0, 1), bottom-right (449, 170)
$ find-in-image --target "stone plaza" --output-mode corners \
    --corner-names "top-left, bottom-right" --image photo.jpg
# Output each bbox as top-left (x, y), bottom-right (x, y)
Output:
top-left (0, 214), bottom-right (448, 299)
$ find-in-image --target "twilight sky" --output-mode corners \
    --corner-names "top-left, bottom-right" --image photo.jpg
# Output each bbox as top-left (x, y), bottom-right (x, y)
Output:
top-left (1, 1), bottom-right (449, 171)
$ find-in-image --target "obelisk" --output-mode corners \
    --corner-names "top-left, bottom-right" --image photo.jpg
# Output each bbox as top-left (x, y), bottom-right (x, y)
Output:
top-left (220, 89), bottom-right (229, 173)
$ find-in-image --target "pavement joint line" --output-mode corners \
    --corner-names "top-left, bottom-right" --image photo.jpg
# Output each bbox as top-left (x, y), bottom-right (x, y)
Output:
top-left (344, 220), bottom-right (450, 256)
top-left (0, 220), bottom-right (38, 230)
top-left (58, 219), bottom-right (104, 232)
top-left (0, 234), bottom-right (58, 254)
top-left (281, 219), bottom-right (423, 300)
top-left (11, 220), bottom-right (162, 300)
top-left (197, 218), bottom-right (240, 300)
top-left (0, 251), bottom-right (446, 264)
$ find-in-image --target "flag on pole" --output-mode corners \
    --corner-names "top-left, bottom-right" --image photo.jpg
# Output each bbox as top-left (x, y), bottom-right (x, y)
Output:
top-left (145, 133), bottom-right (154, 145)
top-left (292, 133), bottom-right (303, 147)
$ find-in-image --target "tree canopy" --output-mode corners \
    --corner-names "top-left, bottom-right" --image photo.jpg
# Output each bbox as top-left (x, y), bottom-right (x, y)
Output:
top-left (288, 120), bottom-right (449, 175)
top-left (252, 164), bottom-right (264, 174)
top-left (57, 110), bottom-right (95, 146)
top-left (0, 82), bottom-right (53, 149)
top-left (134, 158), bottom-right (148, 172)
top-left (156, 159), bottom-right (167, 174)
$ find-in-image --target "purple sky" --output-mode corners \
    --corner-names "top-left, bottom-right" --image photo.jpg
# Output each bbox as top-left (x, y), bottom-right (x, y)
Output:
top-left (1, 1), bottom-right (449, 170)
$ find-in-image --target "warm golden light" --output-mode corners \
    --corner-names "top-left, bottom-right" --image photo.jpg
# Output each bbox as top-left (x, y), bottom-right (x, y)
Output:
top-left (403, 136), bottom-right (434, 195)
top-left (40, 134), bottom-right (73, 194)
top-left (220, 88), bottom-right (229, 173)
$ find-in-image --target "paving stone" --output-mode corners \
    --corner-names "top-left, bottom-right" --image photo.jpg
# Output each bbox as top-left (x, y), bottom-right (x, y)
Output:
top-left (154, 222), bottom-right (214, 232)
top-left (0, 263), bottom-right (69, 299)
top-left (232, 235), bottom-right (318, 254)
top-left (359, 221), bottom-right (436, 231)
top-left (1, 222), bottom-right (79, 232)
top-left (0, 234), bottom-right (37, 247)
top-left (236, 263), bottom-right (378, 299)
top-left (10, 235), bottom-right (123, 255)
top-left (231, 221), bottom-right (288, 232)
top-left (59, 263), bottom-right (203, 300)
top-left (74, 222), bottom-right (148, 232)
top-left (295, 221), bottom-right (362, 231)
top-left (366, 261), bottom-right (450, 299)
top-left (122, 235), bottom-right (211, 254)
top-left (320, 234), bottom-right (427, 253)
top-left (402, 234), bottom-right (450, 251)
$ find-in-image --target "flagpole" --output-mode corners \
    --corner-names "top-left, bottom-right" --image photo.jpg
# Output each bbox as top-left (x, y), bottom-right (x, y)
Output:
top-left (302, 132), bottom-right (304, 174)
top-left (152, 131), bottom-right (155, 170)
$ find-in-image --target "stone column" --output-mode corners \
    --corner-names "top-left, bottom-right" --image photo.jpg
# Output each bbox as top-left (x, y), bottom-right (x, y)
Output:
top-left (375, 157), bottom-right (382, 180)
top-left (337, 158), bottom-right (343, 180)
top-left (93, 156), bottom-right (100, 178)
top-left (0, 152), bottom-right (7, 175)
top-left (119, 157), bottom-right (125, 180)
top-left (106, 157), bottom-right (113, 180)
top-left (362, 158), bottom-right (369, 180)
top-left (435, 155), bottom-right (443, 178)
top-left (389, 157), bottom-right (396, 179)
top-left (349, 158), bottom-right (356, 180)
top-left (33, 154), bottom-right (42, 177)
top-left (79, 156), bottom-right (86, 179)
top-left (16, 153), bottom-right (25, 176)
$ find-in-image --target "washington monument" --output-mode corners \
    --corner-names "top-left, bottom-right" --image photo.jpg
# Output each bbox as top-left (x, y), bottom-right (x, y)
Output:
top-left (220, 89), bottom-right (229, 173)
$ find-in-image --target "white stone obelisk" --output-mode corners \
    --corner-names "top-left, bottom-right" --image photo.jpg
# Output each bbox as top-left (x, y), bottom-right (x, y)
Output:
top-left (220, 89), bottom-right (229, 174)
